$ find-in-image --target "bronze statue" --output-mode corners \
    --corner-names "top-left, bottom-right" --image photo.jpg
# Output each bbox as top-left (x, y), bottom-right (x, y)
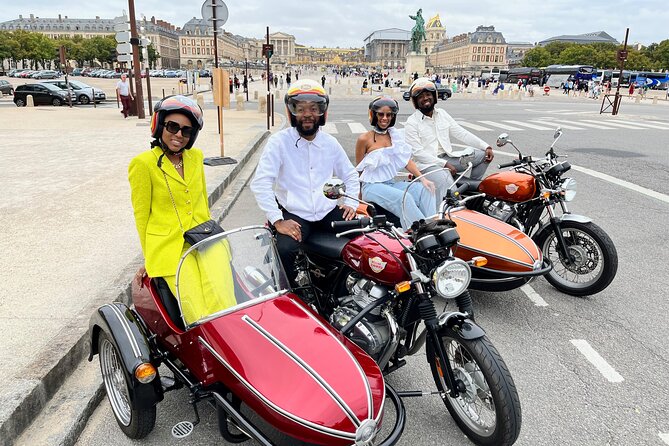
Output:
top-left (409, 8), bottom-right (426, 53)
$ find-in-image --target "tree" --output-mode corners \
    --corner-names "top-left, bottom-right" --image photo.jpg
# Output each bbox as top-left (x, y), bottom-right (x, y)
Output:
top-left (522, 47), bottom-right (553, 67)
top-left (559, 45), bottom-right (596, 65)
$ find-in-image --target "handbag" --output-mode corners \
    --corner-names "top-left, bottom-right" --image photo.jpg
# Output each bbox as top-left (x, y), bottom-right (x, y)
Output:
top-left (161, 170), bottom-right (224, 245)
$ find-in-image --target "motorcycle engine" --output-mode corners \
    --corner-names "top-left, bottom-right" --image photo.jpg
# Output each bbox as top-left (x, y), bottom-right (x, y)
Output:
top-left (487, 200), bottom-right (515, 223)
top-left (329, 275), bottom-right (391, 360)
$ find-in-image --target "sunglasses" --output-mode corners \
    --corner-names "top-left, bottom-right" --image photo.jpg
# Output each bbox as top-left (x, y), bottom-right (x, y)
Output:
top-left (376, 112), bottom-right (394, 118)
top-left (164, 121), bottom-right (193, 138)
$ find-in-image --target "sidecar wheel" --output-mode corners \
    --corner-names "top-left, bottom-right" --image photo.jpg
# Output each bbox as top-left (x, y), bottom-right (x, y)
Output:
top-left (534, 220), bottom-right (618, 296)
top-left (427, 330), bottom-right (521, 446)
top-left (98, 332), bottom-right (156, 438)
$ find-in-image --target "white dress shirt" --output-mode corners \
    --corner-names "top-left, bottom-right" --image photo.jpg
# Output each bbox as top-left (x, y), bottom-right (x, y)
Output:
top-left (356, 128), bottom-right (411, 183)
top-left (251, 127), bottom-right (360, 224)
top-left (405, 108), bottom-right (489, 171)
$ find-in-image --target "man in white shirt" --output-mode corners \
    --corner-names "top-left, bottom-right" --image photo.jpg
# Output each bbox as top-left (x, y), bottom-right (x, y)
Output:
top-left (251, 79), bottom-right (359, 282)
top-left (116, 73), bottom-right (134, 118)
top-left (405, 77), bottom-right (494, 207)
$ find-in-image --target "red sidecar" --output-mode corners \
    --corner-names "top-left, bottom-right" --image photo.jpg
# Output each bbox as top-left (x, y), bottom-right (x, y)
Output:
top-left (88, 226), bottom-right (405, 445)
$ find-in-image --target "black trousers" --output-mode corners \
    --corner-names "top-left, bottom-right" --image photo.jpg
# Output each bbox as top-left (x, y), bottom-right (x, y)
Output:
top-left (274, 207), bottom-right (347, 282)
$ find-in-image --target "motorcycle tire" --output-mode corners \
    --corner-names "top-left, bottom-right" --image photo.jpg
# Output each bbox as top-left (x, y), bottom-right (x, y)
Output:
top-left (533, 220), bottom-right (618, 296)
top-left (98, 332), bottom-right (156, 439)
top-left (427, 329), bottom-right (521, 446)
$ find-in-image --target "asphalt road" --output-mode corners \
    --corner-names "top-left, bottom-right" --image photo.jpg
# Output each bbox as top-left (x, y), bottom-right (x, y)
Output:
top-left (76, 97), bottom-right (669, 446)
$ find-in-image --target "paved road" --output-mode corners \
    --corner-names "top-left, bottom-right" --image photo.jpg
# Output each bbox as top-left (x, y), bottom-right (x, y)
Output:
top-left (77, 98), bottom-right (669, 446)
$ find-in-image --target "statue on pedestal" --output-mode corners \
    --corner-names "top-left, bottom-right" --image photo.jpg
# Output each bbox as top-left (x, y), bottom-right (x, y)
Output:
top-left (409, 8), bottom-right (426, 53)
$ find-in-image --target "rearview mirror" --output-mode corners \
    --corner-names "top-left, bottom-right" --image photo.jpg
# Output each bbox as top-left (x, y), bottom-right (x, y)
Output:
top-left (323, 179), bottom-right (345, 200)
top-left (553, 128), bottom-right (562, 139)
top-left (496, 133), bottom-right (510, 147)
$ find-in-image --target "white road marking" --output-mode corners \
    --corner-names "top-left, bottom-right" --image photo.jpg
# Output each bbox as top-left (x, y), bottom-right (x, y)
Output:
top-left (551, 119), bottom-right (618, 130)
top-left (659, 433), bottom-right (669, 444)
top-left (503, 120), bottom-right (554, 130)
top-left (322, 123), bottom-right (338, 134)
top-left (457, 121), bottom-right (492, 131)
top-left (347, 122), bottom-right (367, 134)
top-left (581, 119), bottom-right (639, 129)
top-left (478, 120), bottom-right (524, 130)
top-left (520, 284), bottom-right (548, 306)
top-left (647, 120), bottom-right (669, 127)
top-left (570, 339), bottom-right (624, 383)
top-left (571, 165), bottom-right (669, 204)
top-left (531, 120), bottom-right (584, 130)
top-left (610, 119), bottom-right (669, 130)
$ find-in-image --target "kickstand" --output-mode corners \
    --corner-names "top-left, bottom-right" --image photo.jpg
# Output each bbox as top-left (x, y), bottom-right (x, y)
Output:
top-left (188, 398), bottom-right (201, 427)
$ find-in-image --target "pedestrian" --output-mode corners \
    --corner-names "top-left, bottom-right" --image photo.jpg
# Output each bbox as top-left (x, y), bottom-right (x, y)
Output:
top-left (295, 72), bottom-right (299, 81)
top-left (250, 80), bottom-right (359, 284)
top-left (116, 73), bottom-right (134, 118)
top-left (321, 74), bottom-right (326, 87)
top-left (404, 78), bottom-right (494, 208)
top-left (243, 74), bottom-right (248, 93)
top-left (274, 75), bottom-right (278, 88)
top-left (355, 96), bottom-right (435, 229)
top-left (286, 72), bottom-right (292, 88)
top-left (278, 75), bottom-right (284, 89)
top-left (629, 82), bottom-right (635, 97)
top-left (233, 75), bottom-right (240, 91)
top-left (128, 95), bottom-right (235, 325)
top-left (229, 78), bottom-right (233, 94)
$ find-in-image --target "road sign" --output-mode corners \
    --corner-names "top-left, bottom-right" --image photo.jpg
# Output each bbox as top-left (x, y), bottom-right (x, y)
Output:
top-left (617, 49), bottom-right (628, 62)
top-left (114, 22), bottom-right (130, 32)
top-left (117, 54), bottom-right (133, 63)
top-left (201, 0), bottom-right (228, 28)
top-left (116, 43), bottom-right (132, 54)
top-left (140, 37), bottom-right (151, 47)
top-left (262, 43), bottom-right (274, 58)
top-left (115, 31), bottom-right (131, 43)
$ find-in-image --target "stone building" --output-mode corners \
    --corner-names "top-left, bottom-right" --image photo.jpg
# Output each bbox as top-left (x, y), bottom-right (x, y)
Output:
top-left (178, 17), bottom-right (244, 69)
top-left (423, 14), bottom-right (446, 65)
top-left (506, 42), bottom-right (534, 68)
top-left (268, 32), bottom-right (297, 65)
top-left (539, 31), bottom-right (618, 46)
top-left (431, 25), bottom-right (507, 76)
top-left (363, 28), bottom-right (410, 69)
top-left (294, 45), bottom-right (365, 66)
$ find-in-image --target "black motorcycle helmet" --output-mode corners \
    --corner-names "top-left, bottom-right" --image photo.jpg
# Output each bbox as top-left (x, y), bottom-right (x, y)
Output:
top-left (150, 95), bottom-right (204, 152)
top-left (409, 77), bottom-right (438, 109)
top-left (368, 96), bottom-right (399, 131)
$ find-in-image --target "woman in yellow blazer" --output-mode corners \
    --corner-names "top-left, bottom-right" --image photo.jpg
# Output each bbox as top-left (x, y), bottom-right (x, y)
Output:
top-left (128, 95), bottom-right (235, 325)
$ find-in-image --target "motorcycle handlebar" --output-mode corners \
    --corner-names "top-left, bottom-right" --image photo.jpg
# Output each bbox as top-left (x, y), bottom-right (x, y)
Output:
top-left (331, 217), bottom-right (371, 230)
top-left (498, 159), bottom-right (521, 169)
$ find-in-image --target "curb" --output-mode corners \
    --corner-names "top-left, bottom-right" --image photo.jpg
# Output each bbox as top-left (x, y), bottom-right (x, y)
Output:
top-left (0, 129), bottom-right (271, 446)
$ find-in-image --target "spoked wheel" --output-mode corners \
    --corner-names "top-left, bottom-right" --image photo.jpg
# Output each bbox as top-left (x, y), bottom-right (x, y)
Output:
top-left (534, 220), bottom-right (618, 296)
top-left (98, 332), bottom-right (156, 438)
top-left (428, 330), bottom-right (521, 446)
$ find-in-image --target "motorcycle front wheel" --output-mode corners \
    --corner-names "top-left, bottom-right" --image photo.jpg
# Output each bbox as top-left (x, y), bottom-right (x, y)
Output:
top-left (534, 220), bottom-right (618, 296)
top-left (427, 329), bottom-right (521, 446)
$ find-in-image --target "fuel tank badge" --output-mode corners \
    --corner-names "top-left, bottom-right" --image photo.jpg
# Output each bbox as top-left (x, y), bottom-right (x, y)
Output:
top-left (369, 256), bottom-right (387, 273)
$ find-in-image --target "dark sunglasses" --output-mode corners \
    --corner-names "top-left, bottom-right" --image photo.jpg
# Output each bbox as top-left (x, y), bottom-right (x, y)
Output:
top-left (164, 121), bottom-right (193, 138)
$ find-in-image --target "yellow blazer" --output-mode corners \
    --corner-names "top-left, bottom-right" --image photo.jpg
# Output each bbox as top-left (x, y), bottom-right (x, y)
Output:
top-left (128, 146), bottom-right (211, 277)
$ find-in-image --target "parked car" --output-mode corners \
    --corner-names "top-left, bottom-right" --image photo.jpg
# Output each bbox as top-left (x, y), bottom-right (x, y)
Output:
top-left (32, 70), bottom-right (60, 79)
top-left (41, 79), bottom-right (106, 104)
top-left (0, 80), bottom-right (14, 95)
top-left (71, 68), bottom-right (83, 76)
top-left (402, 84), bottom-right (452, 101)
top-left (13, 83), bottom-right (70, 106)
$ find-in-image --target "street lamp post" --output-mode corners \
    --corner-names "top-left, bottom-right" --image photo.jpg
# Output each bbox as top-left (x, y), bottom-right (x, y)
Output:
top-left (127, 0), bottom-right (145, 119)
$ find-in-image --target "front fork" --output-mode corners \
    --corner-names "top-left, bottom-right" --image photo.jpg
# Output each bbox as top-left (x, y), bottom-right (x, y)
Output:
top-left (545, 200), bottom-right (575, 264)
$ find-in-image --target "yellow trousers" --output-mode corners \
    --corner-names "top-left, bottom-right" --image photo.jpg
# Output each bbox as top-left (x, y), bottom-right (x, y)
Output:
top-left (164, 240), bottom-right (237, 325)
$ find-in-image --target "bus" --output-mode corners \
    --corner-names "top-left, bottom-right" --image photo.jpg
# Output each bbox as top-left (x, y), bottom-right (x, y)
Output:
top-left (595, 69), bottom-right (613, 83)
top-left (543, 64), bottom-right (596, 88)
top-left (635, 72), bottom-right (669, 89)
top-left (505, 67), bottom-right (545, 85)
top-left (611, 70), bottom-right (637, 88)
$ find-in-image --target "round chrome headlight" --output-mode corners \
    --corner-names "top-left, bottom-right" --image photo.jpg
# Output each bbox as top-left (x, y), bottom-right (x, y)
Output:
top-left (561, 178), bottom-right (577, 201)
top-left (432, 259), bottom-right (471, 298)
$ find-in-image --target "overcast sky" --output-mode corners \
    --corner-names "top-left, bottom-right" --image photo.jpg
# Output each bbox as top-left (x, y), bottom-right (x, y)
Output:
top-left (1, 1), bottom-right (664, 47)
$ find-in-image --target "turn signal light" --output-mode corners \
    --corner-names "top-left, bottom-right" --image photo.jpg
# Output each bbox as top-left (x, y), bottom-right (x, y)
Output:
top-left (395, 281), bottom-right (411, 293)
top-left (135, 363), bottom-right (157, 384)
top-left (541, 191), bottom-right (551, 199)
top-left (471, 256), bottom-right (488, 267)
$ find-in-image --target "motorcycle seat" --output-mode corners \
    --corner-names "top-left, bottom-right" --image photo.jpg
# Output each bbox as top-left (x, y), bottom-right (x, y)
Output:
top-left (303, 232), bottom-right (350, 259)
top-left (152, 278), bottom-right (185, 330)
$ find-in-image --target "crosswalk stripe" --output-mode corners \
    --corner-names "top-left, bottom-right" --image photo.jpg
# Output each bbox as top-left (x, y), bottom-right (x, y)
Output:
top-left (478, 120), bottom-right (524, 130)
top-left (581, 120), bottom-right (639, 129)
top-left (347, 122), bottom-right (367, 134)
top-left (647, 120), bottom-right (669, 128)
top-left (531, 120), bottom-right (584, 130)
top-left (610, 119), bottom-right (669, 130)
top-left (503, 120), bottom-right (554, 130)
top-left (549, 119), bottom-right (616, 130)
top-left (322, 123), bottom-right (338, 134)
top-left (457, 121), bottom-right (492, 131)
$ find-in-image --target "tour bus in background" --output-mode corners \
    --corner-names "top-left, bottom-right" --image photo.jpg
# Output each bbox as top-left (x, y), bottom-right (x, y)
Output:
top-left (505, 67), bottom-right (545, 85)
top-left (543, 64), bottom-right (596, 88)
top-left (595, 69), bottom-right (613, 84)
top-left (480, 67), bottom-right (507, 81)
top-left (634, 71), bottom-right (669, 89)
top-left (611, 70), bottom-right (637, 87)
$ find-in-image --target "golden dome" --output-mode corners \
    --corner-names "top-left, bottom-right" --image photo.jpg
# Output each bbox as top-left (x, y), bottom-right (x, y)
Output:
top-left (426, 14), bottom-right (444, 29)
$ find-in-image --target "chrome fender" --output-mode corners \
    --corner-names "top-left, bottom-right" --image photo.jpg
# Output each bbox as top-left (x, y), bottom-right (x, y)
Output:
top-left (437, 311), bottom-right (486, 340)
top-left (559, 213), bottom-right (591, 224)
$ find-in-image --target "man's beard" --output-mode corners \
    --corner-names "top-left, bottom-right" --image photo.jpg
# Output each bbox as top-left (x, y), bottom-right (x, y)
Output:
top-left (296, 120), bottom-right (320, 137)
top-left (418, 100), bottom-right (435, 115)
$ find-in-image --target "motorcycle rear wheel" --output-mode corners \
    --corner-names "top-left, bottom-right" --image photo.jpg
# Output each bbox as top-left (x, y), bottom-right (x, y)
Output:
top-left (427, 330), bottom-right (521, 446)
top-left (534, 220), bottom-right (618, 296)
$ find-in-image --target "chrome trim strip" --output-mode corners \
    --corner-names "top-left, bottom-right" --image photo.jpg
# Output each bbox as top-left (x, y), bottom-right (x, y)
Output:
top-left (453, 214), bottom-right (538, 260)
top-left (289, 299), bottom-right (376, 421)
top-left (242, 315), bottom-right (361, 428)
top-left (188, 290), bottom-right (288, 328)
top-left (198, 336), bottom-right (355, 440)
top-left (457, 243), bottom-right (534, 268)
top-left (104, 304), bottom-right (141, 358)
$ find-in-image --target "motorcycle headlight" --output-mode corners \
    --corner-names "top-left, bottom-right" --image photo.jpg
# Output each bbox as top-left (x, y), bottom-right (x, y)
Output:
top-left (432, 259), bottom-right (471, 299)
top-left (561, 178), bottom-right (577, 201)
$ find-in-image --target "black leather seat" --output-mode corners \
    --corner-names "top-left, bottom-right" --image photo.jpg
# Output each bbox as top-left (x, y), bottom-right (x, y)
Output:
top-left (152, 278), bottom-right (185, 330)
top-left (302, 232), bottom-right (350, 259)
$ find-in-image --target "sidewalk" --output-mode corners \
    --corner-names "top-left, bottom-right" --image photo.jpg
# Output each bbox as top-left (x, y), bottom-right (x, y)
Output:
top-left (0, 92), bottom-right (283, 446)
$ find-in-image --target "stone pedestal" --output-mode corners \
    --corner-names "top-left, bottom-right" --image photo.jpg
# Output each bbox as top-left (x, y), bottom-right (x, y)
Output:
top-left (405, 52), bottom-right (427, 86)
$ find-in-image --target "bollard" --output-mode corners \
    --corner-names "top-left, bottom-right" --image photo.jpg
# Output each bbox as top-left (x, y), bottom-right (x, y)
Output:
top-left (275, 90), bottom-right (280, 100)
top-left (258, 95), bottom-right (267, 113)
top-left (653, 97), bottom-right (658, 105)
top-left (635, 95), bottom-right (641, 104)
top-left (196, 93), bottom-right (204, 109)
top-left (27, 94), bottom-right (35, 107)
top-left (254, 90), bottom-right (259, 100)
top-left (235, 93), bottom-right (245, 111)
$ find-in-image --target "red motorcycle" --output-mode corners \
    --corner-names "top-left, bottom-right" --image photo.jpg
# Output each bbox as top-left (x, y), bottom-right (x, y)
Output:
top-left (88, 226), bottom-right (405, 445)
top-left (287, 180), bottom-right (524, 446)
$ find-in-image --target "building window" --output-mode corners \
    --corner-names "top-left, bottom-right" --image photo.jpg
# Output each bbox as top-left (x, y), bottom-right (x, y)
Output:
top-left (182, 38), bottom-right (186, 45)
top-left (486, 55), bottom-right (490, 62)
top-left (495, 56), bottom-right (498, 62)
top-left (201, 39), bottom-right (205, 46)
top-left (191, 39), bottom-right (195, 46)
top-left (500, 56), bottom-right (504, 62)
top-left (472, 55), bottom-right (476, 61)
top-left (182, 47), bottom-right (186, 54)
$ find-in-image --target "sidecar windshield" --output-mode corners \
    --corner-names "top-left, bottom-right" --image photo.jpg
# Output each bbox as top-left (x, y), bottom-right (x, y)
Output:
top-left (175, 226), bottom-right (289, 327)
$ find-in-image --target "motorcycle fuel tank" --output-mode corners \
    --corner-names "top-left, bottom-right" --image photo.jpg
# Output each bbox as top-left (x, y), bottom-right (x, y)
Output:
top-left (342, 232), bottom-right (411, 285)
top-left (479, 171), bottom-right (537, 203)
